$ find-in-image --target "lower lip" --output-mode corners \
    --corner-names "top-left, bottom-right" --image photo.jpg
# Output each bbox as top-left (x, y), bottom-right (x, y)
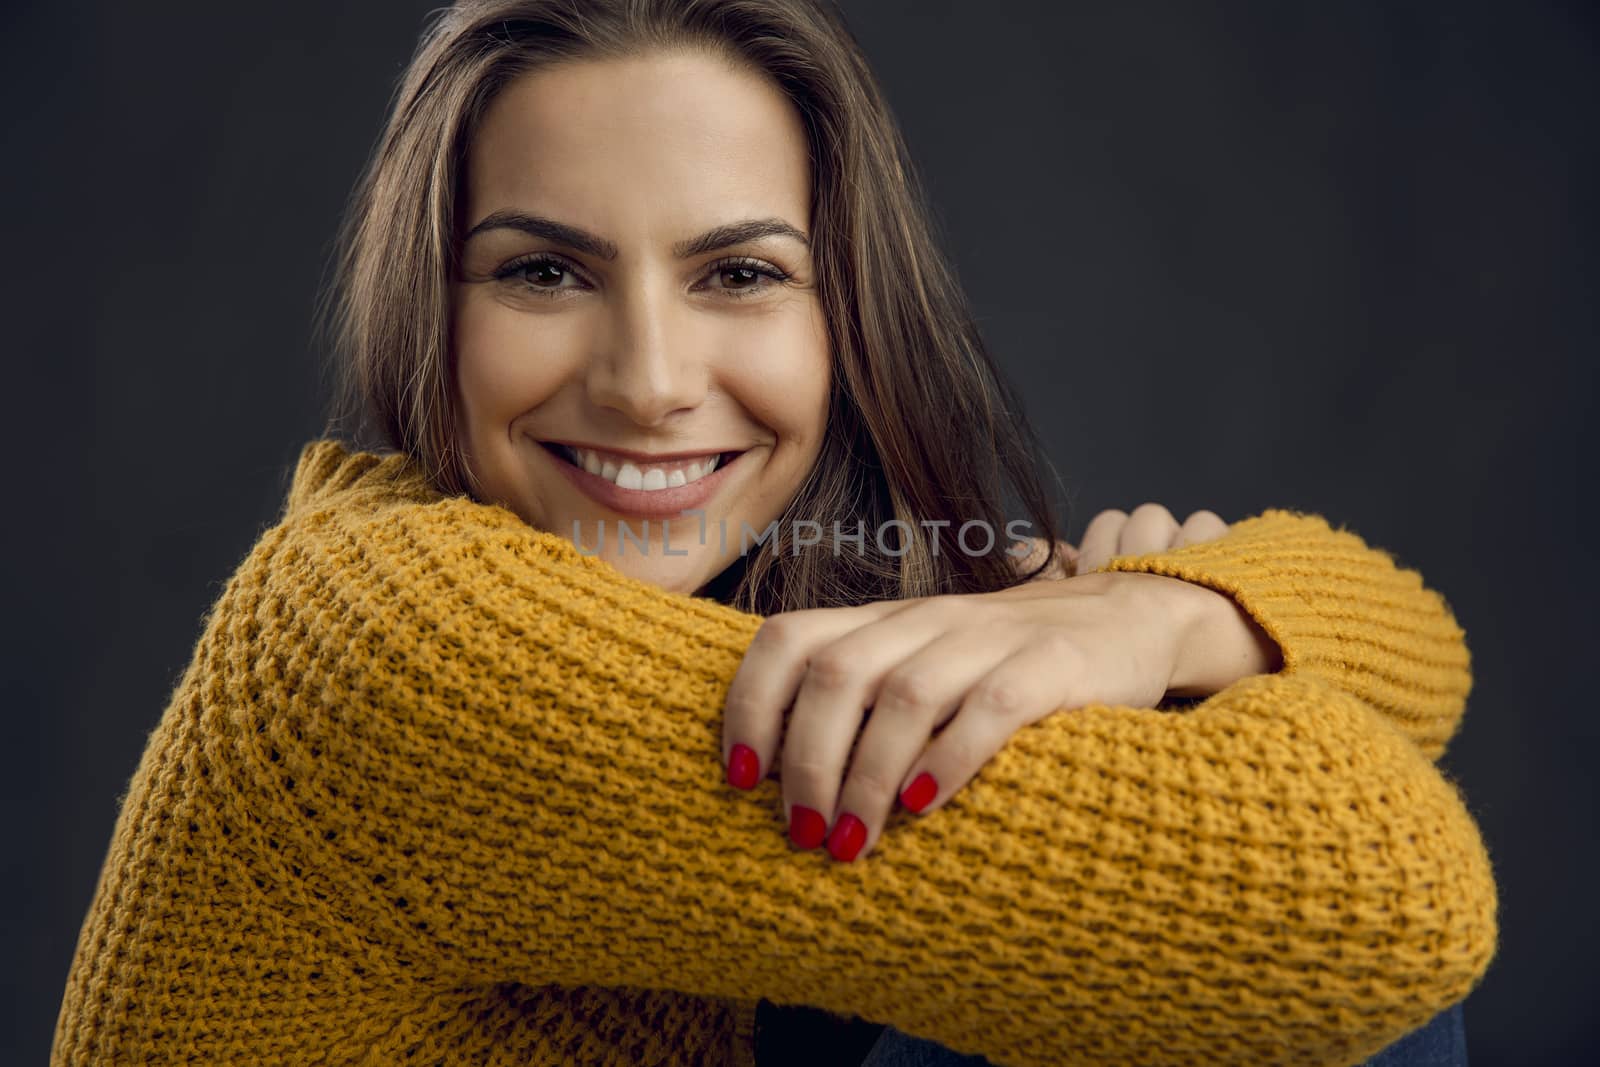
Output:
top-left (542, 442), bottom-right (747, 520)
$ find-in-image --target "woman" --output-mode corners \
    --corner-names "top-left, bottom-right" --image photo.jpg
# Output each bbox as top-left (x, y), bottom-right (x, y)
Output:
top-left (51, 1), bottom-right (1496, 1064)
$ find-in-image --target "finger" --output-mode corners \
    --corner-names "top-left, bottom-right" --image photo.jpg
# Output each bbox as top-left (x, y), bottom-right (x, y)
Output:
top-left (722, 600), bottom-right (902, 792)
top-left (1015, 537), bottom-right (1074, 582)
top-left (1009, 535), bottom-right (1050, 577)
top-left (897, 635), bottom-right (1085, 819)
top-left (821, 625), bottom-right (1024, 862)
top-left (1075, 509), bottom-right (1128, 574)
top-left (1171, 509), bottom-right (1230, 549)
top-left (1032, 539), bottom-right (1075, 581)
top-left (1117, 503), bottom-right (1180, 557)
top-left (777, 599), bottom-right (963, 850)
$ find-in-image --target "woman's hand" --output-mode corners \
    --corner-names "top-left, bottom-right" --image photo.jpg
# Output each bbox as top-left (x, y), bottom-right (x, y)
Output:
top-left (1073, 504), bottom-right (1230, 574)
top-left (1012, 504), bottom-right (1229, 581)
top-left (722, 503), bottom-right (1236, 864)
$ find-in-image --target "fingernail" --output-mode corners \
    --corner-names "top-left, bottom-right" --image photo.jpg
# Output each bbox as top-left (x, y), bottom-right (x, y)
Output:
top-left (789, 805), bottom-right (827, 849)
top-left (726, 743), bottom-right (760, 790)
top-left (899, 772), bottom-right (938, 814)
top-left (826, 813), bottom-right (866, 863)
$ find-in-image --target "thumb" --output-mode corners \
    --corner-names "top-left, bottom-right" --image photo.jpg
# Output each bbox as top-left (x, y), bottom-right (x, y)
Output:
top-left (1016, 537), bottom-right (1076, 581)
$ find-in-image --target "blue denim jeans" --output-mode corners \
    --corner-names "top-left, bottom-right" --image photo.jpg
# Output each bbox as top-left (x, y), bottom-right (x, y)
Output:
top-left (857, 1001), bottom-right (1468, 1066)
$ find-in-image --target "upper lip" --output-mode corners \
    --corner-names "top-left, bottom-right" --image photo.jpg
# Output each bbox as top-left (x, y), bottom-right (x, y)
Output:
top-left (539, 439), bottom-right (742, 464)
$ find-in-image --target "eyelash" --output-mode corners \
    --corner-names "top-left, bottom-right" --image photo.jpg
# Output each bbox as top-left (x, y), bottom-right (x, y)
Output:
top-left (492, 253), bottom-right (793, 300)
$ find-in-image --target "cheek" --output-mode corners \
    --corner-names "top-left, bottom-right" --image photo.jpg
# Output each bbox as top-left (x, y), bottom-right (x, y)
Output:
top-left (725, 306), bottom-right (832, 447)
top-left (453, 294), bottom-right (568, 426)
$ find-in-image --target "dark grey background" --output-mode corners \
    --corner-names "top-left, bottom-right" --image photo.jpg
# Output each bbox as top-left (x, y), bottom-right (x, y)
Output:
top-left (6, 1), bottom-right (1592, 1063)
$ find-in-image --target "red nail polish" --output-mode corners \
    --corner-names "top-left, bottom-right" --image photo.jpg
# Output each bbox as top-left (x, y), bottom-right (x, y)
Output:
top-left (727, 743), bottom-right (760, 790)
top-left (789, 805), bottom-right (827, 849)
top-left (826, 813), bottom-right (866, 863)
top-left (899, 772), bottom-right (938, 813)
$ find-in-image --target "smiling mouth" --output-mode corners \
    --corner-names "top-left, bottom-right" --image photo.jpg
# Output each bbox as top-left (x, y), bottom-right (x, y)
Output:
top-left (538, 441), bottom-right (744, 491)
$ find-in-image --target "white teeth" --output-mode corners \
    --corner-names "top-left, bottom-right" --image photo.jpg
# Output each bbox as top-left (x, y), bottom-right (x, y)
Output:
top-left (561, 446), bottom-right (724, 491)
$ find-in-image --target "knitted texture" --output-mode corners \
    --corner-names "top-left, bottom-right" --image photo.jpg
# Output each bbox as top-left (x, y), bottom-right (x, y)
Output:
top-left (51, 439), bottom-right (1499, 1066)
top-left (1099, 512), bottom-right (1474, 762)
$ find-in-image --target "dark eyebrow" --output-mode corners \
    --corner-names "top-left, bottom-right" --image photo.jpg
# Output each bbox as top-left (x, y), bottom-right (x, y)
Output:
top-left (461, 211), bottom-right (810, 260)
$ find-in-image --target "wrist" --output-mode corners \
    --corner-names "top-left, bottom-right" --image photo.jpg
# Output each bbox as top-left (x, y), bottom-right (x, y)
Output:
top-left (1161, 578), bottom-right (1284, 697)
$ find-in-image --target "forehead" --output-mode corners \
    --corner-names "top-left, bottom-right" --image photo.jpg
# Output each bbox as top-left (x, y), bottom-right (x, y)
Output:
top-left (462, 50), bottom-right (813, 231)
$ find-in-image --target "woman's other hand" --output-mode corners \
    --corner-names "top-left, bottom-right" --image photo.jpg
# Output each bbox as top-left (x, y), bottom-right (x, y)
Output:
top-left (1012, 504), bottom-right (1229, 581)
top-left (1074, 504), bottom-right (1230, 574)
top-left (1010, 535), bottom-right (1078, 580)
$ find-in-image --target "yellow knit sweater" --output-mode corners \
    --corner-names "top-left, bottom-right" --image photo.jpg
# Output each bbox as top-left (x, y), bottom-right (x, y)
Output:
top-left (51, 439), bottom-right (1498, 1067)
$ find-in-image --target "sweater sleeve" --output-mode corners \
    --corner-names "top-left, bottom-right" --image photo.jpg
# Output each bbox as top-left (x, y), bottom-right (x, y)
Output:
top-left (1095, 510), bottom-right (1474, 762)
top-left (207, 441), bottom-right (1497, 1067)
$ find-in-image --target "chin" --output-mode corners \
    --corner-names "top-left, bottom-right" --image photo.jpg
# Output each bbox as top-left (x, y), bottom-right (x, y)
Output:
top-left (588, 549), bottom-right (711, 596)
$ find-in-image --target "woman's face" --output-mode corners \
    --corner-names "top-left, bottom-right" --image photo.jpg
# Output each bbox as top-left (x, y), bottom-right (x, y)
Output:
top-left (452, 49), bottom-right (831, 595)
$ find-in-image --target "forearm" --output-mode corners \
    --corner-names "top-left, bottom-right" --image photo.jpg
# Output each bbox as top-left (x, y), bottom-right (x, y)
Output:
top-left (246, 448), bottom-right (1493, 1065)
top-left (234, 489), bottom-right (1490, 1065)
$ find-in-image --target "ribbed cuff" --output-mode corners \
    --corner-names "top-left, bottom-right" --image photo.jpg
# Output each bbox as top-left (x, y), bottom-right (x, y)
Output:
top-left (1099, 508), bottom-right (1473, 759)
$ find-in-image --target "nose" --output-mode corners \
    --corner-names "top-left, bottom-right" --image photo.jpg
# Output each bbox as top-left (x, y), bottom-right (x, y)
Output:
top-left (584, 282), bottom-right (708, 426)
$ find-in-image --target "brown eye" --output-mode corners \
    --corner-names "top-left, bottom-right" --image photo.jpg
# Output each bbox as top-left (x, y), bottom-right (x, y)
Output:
top-left (703, 258), bottom-right (791, 298)
top-left (524, 262), bottom-right (566, 287)
top-left (492, 254), bottom-right (584, 296)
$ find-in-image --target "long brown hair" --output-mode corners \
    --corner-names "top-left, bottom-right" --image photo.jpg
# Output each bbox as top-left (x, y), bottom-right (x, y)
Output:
top-left (315, 0), bottom-right (1072, 614)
